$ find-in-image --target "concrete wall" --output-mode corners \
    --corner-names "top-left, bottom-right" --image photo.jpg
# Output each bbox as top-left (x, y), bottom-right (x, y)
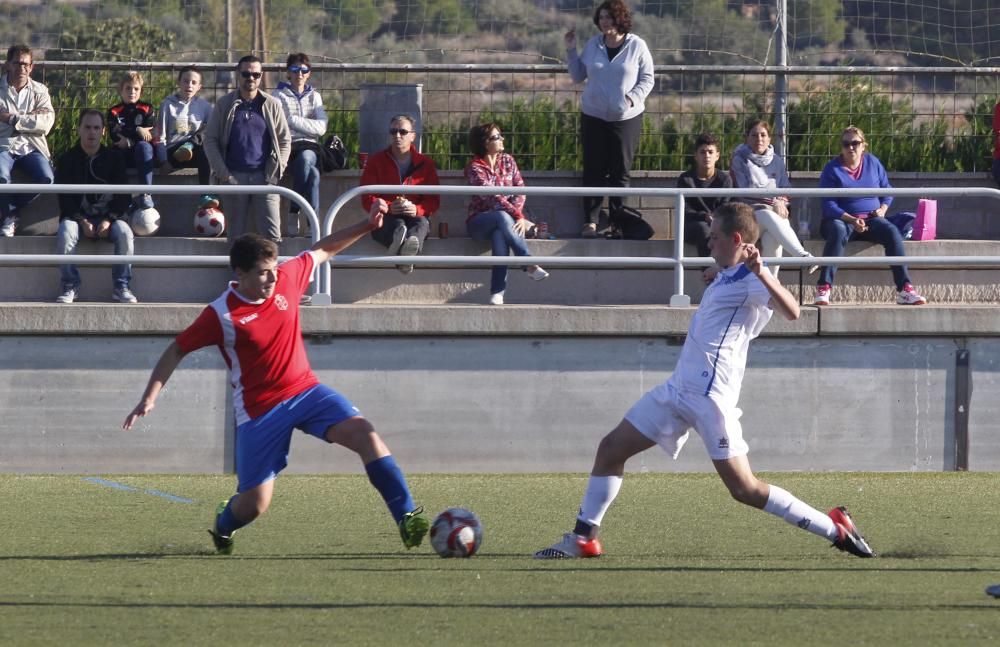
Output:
top-left (2, 332), bottom-right (997, 474)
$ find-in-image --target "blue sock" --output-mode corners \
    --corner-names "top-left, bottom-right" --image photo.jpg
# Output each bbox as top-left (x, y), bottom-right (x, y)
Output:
top-left (216, 498), bottom-right (252, 537)
top-left (365, 455), bottom-right (416, 523)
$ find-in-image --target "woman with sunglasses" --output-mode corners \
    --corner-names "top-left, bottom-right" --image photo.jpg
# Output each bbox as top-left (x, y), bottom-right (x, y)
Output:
top-left (272, 52), bottom-right (327, 237)
top-left (815, 125), bottom-right (927, 306)
top-left (465, 123), bottom-right (548, 305)
top-left (729, 120), bottom-right (815, 278)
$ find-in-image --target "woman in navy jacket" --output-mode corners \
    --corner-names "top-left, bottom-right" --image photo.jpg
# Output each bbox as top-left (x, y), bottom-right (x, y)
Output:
top-left (815, 125), bottom-right (927, 306)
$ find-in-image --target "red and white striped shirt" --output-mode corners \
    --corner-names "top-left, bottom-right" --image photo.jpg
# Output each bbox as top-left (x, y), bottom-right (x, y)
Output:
top-left (175, 252), bottom-right (319, 425)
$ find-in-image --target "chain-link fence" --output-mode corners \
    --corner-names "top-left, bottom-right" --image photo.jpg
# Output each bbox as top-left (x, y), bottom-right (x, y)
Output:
top-left (30, 59), bottom-right (1000, 174)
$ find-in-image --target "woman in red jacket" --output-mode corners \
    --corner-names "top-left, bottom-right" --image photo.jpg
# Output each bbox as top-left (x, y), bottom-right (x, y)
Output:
top-left (359, 114), bottom-right (440, 274)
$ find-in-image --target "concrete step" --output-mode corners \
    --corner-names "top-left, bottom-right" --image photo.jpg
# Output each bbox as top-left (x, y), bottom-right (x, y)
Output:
top-left (0, 235), bottom-right (996, 305)
top-left (1, 302), bottom-right (997, 338)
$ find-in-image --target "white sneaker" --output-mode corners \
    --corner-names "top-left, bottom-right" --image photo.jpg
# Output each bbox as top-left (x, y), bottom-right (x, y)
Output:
top-left (896, 284), bottom-right (927, 306)
top-left (814, 283), bottom-right (831, 306)
top-left (528, 265), bottom-right (549, 281)
top-left (488, 292), bottom-right (504, 305)
top-left (800, 251), bottom-right (819, 275)
top-left (387, 225), bottom-right (406, 256)
top-left (56, 286), bottom-right (77, 304)
top-left (113, 286), bottom-right (138, 303)
top-left (400, 235), bottom-right (420, 256)
top-left (533, 532), bottom-right (603, 559)
top-left (0, 215), bottom-right (16, 237)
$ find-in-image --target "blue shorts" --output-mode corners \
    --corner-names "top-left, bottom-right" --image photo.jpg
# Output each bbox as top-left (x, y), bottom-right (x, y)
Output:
top-left (235, 384), bottom-right (361, 492)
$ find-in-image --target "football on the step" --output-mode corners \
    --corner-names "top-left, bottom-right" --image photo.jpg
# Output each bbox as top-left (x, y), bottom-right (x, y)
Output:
top-left (194, 207), bottom-right (225, 237)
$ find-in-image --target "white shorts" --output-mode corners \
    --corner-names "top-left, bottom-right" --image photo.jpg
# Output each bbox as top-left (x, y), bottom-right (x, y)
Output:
top-left (624, 381), bottom-right (749, 461)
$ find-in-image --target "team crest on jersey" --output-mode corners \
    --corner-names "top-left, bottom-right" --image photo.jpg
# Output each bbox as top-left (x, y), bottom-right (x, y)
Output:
top-left (274, 294), bottom-right (289, 311)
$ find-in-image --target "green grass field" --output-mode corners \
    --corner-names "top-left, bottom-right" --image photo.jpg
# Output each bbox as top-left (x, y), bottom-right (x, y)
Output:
top-left (2, 472), bottom-right (999, 645)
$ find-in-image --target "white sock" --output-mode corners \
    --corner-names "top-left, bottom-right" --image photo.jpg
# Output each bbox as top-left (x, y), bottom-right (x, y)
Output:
top-left (578, 475), bottom-right (623, 527)
top-left (763, 485), bottom-right (838, 541)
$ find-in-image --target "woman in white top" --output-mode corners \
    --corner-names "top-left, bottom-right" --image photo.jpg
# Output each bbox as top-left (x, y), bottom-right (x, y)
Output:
top-left (565, 0), bottom-right (654, 237)
top-left (729, 120), bottom-right (815, 277)
top-left (272, 52), bottom-right (328, 236)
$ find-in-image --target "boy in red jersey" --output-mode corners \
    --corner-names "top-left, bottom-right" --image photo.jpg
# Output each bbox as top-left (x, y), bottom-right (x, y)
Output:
top-left (123, 199), bottom-right (430, 554)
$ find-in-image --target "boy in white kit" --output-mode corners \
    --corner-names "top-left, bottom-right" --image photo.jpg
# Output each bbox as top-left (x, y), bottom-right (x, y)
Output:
top-left (535, 202), bottom-right (875, 560)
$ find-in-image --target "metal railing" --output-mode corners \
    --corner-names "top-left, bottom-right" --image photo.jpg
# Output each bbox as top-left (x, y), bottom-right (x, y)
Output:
top-left (0, 182), bottom-right (323, 294)
top-left (3, 182), bottom-right (1000, 307)
top-left (318, 184), bottom-right (1000, 306)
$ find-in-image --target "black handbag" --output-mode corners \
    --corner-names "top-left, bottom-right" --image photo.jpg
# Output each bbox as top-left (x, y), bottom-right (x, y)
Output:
top-left (319, 134), bottom-right (347, 172)
top-left (607, 205), bottom-right (654, 240)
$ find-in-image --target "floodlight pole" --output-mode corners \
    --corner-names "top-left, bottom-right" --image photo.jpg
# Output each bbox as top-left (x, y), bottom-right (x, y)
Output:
top-left (773, 0), bottom-right (789, 158)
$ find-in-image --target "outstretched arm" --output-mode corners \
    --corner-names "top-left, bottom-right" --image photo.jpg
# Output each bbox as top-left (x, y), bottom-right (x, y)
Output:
top-left (123, 341), bottom-right (188, 430)
top-left (743, 243), bottom-right (800, 321)
top-left (310, 199), bottom-right (388, 265)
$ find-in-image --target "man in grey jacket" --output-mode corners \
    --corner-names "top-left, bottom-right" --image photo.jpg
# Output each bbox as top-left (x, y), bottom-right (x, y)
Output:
top-left (0, 44), bottom-right (55, 237)
top-left (204, 55), bottom-right (291, 243)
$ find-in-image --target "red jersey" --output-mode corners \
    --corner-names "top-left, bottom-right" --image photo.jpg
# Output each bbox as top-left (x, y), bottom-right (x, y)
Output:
top-left (993, 102), bottom-right (1000, 160)
top-left (175, 252), bottom-right (319, 425)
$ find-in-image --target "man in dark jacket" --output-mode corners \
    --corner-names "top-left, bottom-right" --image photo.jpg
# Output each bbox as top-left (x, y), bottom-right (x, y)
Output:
top-left (55, 108), bottom-right (136, 304)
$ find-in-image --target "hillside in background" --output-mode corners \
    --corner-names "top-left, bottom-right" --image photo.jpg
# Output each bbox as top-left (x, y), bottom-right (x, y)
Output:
top-left (0, 1), bottom-right (994, 67)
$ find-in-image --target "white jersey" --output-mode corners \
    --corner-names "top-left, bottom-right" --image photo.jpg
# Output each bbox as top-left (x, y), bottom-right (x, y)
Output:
top-left (668, 264), bottom-right (773, 407)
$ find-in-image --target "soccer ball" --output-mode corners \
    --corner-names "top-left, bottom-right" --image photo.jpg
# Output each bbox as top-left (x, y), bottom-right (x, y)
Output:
top-left (430, 507), bottom-right (483, 558)
top-left (129, 206), bottom-right (160, 236)
top-left (194, 207), bottom-right (226, 237)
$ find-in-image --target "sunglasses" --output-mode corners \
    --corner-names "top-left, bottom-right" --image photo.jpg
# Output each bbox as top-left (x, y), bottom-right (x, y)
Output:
top-left (240, 71), bottom-right (262, 80)
top-left (389, 128), bottom-right (411, 136)
top-left (842, 140), bottom-right (864, 148)
top-left (288, 65), bottom-right (310, 74)
top-left (487, 134), bottom-right (504, 142)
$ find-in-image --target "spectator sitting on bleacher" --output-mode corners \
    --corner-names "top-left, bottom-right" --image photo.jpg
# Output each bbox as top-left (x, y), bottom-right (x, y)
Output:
top-left (677, 132), bottom-right (732, 257)
top-left (154, 65), bottom-right (213, 206)
top-left (730, 120), bottom-right (814, 278)
top-left (272, 52), bottom-right (327, 238)
top-left (108, 71), bottom-right (156, 214)
top-left (54, 109), bottom-right (136, 305)
top-left (815, 125), bottom-right (927, 307)
top-left (359, 114), bottom-right (440, 274)
top-left (465, 122), bottom-right (549, 306)
top-left (204, 55), bottom-right (291, 244)
top-left (0, 44), bottom-right (54, 238)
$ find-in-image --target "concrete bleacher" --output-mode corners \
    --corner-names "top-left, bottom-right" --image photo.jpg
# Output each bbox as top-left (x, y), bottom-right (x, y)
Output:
top-left (1, 168), bottom-right (998, 305)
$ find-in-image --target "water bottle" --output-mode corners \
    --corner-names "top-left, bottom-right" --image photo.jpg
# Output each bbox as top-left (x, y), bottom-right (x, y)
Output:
top-left (797, 216), bottom-right (810, 240)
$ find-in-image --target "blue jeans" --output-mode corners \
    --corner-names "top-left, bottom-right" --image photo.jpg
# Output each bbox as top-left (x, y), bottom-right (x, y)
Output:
top-left (467, 210), bottom-right (532, 295)
top-left (0, 150), bottom-right (54, 217)
top-left (57, 218), bottom-right (134, 289)
top-left (122, 141), bottom-right (155, 186)
top-left (289, 148), bottom-right (320, 215)
top-left (818, 216), bottom-right (910, 290)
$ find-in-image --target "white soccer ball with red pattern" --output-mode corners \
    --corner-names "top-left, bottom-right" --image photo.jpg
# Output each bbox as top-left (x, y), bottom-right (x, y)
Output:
top-left (430, 507), bottom-right (483, 558)
top-left (193, 207), bottom-right (225, 236)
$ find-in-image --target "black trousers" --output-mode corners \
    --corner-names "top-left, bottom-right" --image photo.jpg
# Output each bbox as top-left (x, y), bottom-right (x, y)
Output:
top-left (580, 111), bottom-right (643, 225)
top-left (371, 214), bottom-right (430, 249)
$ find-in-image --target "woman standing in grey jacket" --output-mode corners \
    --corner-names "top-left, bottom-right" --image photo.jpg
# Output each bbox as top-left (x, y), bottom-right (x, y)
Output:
top-left (566, 0), bottom-right (654, 237)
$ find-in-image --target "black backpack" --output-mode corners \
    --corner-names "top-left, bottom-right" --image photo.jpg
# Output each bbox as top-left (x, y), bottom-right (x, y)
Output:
top-left (607, 205), bottom-right (654, 240)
